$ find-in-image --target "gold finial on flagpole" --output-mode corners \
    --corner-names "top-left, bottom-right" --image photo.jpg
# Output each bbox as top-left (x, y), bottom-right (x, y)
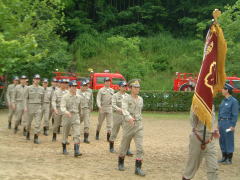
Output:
top-left (213, 9), bottom-right (221, 23)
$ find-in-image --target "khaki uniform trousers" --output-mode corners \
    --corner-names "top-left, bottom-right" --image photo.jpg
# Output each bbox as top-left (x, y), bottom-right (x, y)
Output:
top-left (80, 108), bottom-right (90, 133)
top-left (119, 120), bottom-right (144, 159)
top-left (62, 113), bottom-right (80, 144)
top-left (14, 101), bottom-right (24, 127)
top-left (183, 133), bottom-right (219, 180)
top-left (109, 112), bottom-right (123, 142)
top-left (97, 108), bottom-right (112, 132)
top-left (53, 107), bottom-right (63, 133)
top-left (26, 104), bottom-right (42, 134)
top-left (41, 103), bottom-right (50, 128)
top-left (8, 106), bottom-right (15, 123)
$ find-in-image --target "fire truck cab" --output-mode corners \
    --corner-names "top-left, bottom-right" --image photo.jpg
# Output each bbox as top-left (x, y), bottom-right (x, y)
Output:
top-left (89, 71), bottom-right (126, 90)
top-left (53, 70), bottom-right (126, 90)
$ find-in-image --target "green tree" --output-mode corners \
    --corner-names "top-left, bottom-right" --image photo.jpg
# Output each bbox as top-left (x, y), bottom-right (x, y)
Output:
top-left (0, 0), bottom-right (71, 79)
top-left (219, 0), bottom-right (240, 76)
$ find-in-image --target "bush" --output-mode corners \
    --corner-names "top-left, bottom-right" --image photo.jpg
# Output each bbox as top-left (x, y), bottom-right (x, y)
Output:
top-left (92, 90), bottom-right (240, 112)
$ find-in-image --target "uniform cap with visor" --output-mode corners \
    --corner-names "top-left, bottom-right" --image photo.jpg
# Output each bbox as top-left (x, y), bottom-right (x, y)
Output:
top-left (42, 78), bottom-right (48, 83)
top-left (52, 78), bottom-right (58, 82)
top-left (33, 74), bottom-right (41, 79)
top-left (13, 76), bottom-right (19, 81)
top-left (104, 77), bottom-right (111, 82)
top-left (81, 81), bottom-right (88, 86)
top-left (20, 75), bottom-right (27, 79)
top-left (69, 81), bottom-right (78, 86)
top-left (224, 83), bottom-right (233, 91)
top-left (119, 81), bottom-right (127, 87)
top-left (128, 79), bottom-right (141, 88)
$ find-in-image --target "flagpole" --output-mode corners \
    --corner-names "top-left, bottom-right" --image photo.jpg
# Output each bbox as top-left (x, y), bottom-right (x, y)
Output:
top-left (201, 9), bottom-right (222, 150)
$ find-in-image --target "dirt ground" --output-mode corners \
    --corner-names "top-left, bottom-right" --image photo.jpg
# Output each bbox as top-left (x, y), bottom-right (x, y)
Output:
top-left (0, 110), bottom-right (239, 180)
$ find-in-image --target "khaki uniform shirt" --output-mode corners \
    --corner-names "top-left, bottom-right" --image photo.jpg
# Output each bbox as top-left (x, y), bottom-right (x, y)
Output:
top-left (52, 89), bottom-right (68, 110)
top-left (6, 84), bottom-right (17, 104)
top-left (78, 89), bottom-right (93, 110)
top-left (122, 95), bottom-right (143, 121)
top-left (24, 85), bottom-right (44, 106)
top-left (97, 86), bottom-right (114, 109)
top-left (43, 87), bottom-right (52, 103)
top-left (112, 92), bottom-right (129, 114)
top-left (61, 93), bottom-right (81, 113)
top-left (12, 84), bottom-right (28, 104)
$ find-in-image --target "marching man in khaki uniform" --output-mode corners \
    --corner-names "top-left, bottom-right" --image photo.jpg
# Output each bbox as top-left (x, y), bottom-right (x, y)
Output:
top-left (78, 80), bottom-right (93, 143)
top-left (49, 78), bottom-right (58, 126)
top-left (118, 79), bottom-right (145, 176)
top-left (109, 81), bottom-right (133, 156)
top-left (41, 78), bottom-right (52, 136)
top-left (61, 81), bottom-right (82, 157)
top-left (51, 79), bottom-right (68, 141)
top-left (96, 77), bottom-right (114, 141)
top-left (6, 76), bottom-right (19, 129)
top-left (12, 75), bottom-right (28, 134)
top-left (24, 74), bottom-right (44, 144)
top-left (182, 108), bottom-right (220, 180)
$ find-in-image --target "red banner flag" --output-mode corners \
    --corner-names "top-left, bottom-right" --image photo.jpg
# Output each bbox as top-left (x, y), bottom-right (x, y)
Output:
top-left (191, 24), bottom-right (227, 130)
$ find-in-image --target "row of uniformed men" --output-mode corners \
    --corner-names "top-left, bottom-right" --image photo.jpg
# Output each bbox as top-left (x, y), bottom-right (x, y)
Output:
top-left (6, 75), bottom-right (146, 177)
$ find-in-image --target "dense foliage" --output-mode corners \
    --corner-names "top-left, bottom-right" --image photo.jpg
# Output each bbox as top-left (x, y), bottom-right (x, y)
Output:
top-left (0, 0), bottom-right (72, 80)
top-left (1, 0), bottom-right (240, 90)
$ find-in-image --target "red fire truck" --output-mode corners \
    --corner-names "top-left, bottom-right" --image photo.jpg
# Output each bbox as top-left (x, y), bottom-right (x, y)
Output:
top-left (53, 70), bottom-right (126, 90)
top-left (173, 72), bottom-right (240, 93)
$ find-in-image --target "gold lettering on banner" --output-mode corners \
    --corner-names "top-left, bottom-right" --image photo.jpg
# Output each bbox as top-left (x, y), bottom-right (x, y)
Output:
top-left (204, 62), bottom-right (216, 94)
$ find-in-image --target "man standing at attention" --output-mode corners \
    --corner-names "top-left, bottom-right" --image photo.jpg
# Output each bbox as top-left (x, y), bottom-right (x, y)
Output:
top-left (218, 83), bottom-right (239, 165)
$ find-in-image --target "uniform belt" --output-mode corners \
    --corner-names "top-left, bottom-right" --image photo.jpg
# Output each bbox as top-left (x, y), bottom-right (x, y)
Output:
top-left (44, 102), bottom-right (50, 104)
top-left (220, 118), bottom-right (231, 120)
top-left (192, 128), bottom-right (213, 150)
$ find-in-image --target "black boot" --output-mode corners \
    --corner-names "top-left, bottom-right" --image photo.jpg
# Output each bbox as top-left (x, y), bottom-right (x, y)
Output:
top-left (218, 152), bottom-right (227, 163)
top-left (23, 127), bottom-right (27, 136)
top-left (26, 131), bottom-right (30, 140)
top-left (14, 126), bottom-right (18, 134)
top-left (43, 126), bottom-right (48, 136)
top-left (8, 122), bottom-right (11, 129)
top-left (52, 118), bottom-right (54, 125)
top-left (107, 132), bottom-right (111, 142)
top-left (109, 141), bottom-right (115, 153)
top-left (74, 144), bottom-right (82, 157)
top-left (182, 177), bottom-right (190, 180)
top-left (135, 160), bottom-right (145, 176)
top-left (223, 153), bottom-right (232, 165)
top-left (34, 134), bottom-right (40, 144)
top-left (62, 143), bottom-right (68, 155)
top-left (96, 131), bottom-right (99, 140)
top-left (229, 153), bottom-right (233, 163)
top-left (52, 133), bottom-right (57, 142)
top-left (118, 157), bottom-right (125, 171)
top-left (84, 133), bottom-right (90, 144)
